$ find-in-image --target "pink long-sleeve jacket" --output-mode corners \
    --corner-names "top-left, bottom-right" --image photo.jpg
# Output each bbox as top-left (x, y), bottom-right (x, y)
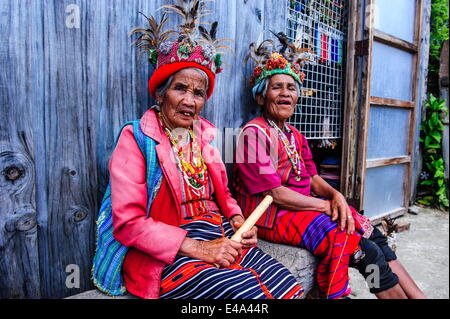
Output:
top-left (109, 108), bottom-right (243, 299)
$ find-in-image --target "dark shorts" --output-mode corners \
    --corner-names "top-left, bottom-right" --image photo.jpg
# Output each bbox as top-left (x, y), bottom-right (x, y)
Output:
top-left (350, 227), bottom-right (399, 294)
top-left (368, 227), bottom-right (398, 262)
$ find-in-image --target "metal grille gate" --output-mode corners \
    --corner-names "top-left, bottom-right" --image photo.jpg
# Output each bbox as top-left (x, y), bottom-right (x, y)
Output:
top-left (286, 0), bottom-right (347, 141)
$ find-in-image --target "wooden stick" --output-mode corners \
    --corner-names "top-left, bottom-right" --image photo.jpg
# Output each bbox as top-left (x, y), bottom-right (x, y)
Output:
top-left (214, 195), bottom-right (273, 268)
top-left (230, 195), bottom-right (273, 242)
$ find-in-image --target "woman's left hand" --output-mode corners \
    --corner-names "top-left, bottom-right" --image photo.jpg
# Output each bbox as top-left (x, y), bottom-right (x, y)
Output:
top-left (230, 215), bottom-right (258, 248)
top-left (329, 191), bottom-right (355, 235)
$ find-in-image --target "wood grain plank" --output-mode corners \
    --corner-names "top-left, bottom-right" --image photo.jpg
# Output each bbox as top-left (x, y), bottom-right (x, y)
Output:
top-left (370, 96), bottom-right (415, 108)
top-left (0, 0), bottom-right (42, 298)
top-left (38, 0), bottom-right (95, 298)
top-left (340, 0), bottom-right (359, 206)
top-left (370, 207), bottom-right (407, 226)
top-left (410, 0), bottom-right (431, 202)
top-left (200, 0), bottom-right (238, 130)
top-left (366, 156), bottom-right (411, 168)
top-left (355, 0), bottom-right (375, 210)
top-left (234, 0), bottom-right (266, 128)
top-left (404, 0), bottom-right (425, 206)
top-left (373, 29), bottom-right (418, 53)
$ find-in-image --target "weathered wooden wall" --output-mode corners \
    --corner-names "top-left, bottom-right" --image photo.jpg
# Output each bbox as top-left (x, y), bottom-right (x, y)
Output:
top-left (0, 0), bottom-right (285, 299)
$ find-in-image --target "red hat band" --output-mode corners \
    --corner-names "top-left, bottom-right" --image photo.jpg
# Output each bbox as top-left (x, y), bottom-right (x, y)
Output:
top-left (148, 61), bottom-right (216, 99)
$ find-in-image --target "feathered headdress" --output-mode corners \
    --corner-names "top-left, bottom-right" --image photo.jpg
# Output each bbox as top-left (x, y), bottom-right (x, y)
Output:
top-left (129, 0), bottom-right (232, 98)
top-left (160, 0), bottom-right (211, 39)
top-left (246, 28), bottom-right (314, 89)
top-left (130, 12), bottom-right (175, 65)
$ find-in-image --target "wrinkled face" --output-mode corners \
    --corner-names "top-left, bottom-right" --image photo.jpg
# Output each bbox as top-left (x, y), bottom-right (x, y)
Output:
top-left (257, 74), bottom-right (299, 122)
top-left (157, 68), bottom-right (208, 129)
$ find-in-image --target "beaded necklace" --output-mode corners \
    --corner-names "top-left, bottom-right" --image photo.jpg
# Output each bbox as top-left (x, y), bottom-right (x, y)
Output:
top-left (267, 118), bottom-right (302, 181)
top-left (158, 111), bottom-right (208, 195)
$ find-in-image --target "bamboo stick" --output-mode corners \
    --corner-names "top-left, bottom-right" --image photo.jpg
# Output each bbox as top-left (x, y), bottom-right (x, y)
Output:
top-left (214, 195), bottom-right (273, 268)
top-left (230, 195), bottom-right (273, 242)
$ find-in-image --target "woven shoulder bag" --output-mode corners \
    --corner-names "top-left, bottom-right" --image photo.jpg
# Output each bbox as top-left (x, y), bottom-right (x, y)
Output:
top-left (91, 120), bottom-right (163, 296)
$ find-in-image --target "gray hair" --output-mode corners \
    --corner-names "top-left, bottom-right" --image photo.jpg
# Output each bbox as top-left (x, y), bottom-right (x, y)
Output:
top-left (260, 79), bottom-right (270, 99)
top-left (155, 67), bottom-right (210, 99)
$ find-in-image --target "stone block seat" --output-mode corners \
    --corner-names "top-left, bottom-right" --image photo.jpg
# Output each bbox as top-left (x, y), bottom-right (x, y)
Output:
top-left (67, 240), bottom-right (318, 299)
top-left (257, 239), bottom-right (318, 295)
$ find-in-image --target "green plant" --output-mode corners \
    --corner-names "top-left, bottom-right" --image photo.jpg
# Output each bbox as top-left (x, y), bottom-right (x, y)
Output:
top-left (417, 94), bottom-right (449, 210)
top-left (428, 0), bottom-right (449, 96)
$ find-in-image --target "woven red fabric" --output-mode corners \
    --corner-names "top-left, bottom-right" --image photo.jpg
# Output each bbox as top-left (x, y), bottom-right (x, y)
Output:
top-left (148, 62), bottom-right (216, 99)
top-left (258, 206), bottom-right (363, 299)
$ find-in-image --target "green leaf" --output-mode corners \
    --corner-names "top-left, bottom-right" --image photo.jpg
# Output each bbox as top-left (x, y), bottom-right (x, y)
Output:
top-left (430, 131), bottom-right (442, 142)
top-left (425, 135), bottom-right (433, 147)
top-left (425, 162), bottom-right (436, 171)
top-left (433, 158), bottom-right (444, 166)
top-left (434, 171), bottom-right (445, 179)
top-left (428, 143), bottom-right (441, 149)
top-left (420, 180), bottom-right (434, 186)
top-left (419, 88), bottom-right (449, 208)
top-left (417, 198), bottom-right (432, 206)
top-left (429, 94), bottom-right (436, 105)
top-left (440, 199), bottom-right (449, 209)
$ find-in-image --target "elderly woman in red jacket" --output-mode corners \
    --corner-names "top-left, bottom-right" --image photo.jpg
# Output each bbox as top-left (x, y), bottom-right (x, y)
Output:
top-left (92, 4), bottom-right (303, 299)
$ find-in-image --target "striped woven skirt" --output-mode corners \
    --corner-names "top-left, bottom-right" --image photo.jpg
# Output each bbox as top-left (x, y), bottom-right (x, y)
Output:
top-left (160, 211), bottom-right (304, 299)
top-left (258, 207), bottom-right (364, 299)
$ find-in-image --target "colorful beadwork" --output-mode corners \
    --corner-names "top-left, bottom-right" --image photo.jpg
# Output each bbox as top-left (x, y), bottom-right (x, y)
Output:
top-left (267, 118), bottom-right (302, 181)
top-left (158, 112), bottom-right (208, 195)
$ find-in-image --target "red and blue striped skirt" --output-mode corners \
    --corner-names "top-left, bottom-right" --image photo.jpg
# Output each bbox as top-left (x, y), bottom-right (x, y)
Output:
top-left (258, 208), bottom-right (364, 299)
top-left (160, 211), bottom-right (304, 299)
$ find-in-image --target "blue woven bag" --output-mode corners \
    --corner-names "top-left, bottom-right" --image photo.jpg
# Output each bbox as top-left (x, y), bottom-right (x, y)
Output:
top-left (91, 120), bottom-right (163, 296)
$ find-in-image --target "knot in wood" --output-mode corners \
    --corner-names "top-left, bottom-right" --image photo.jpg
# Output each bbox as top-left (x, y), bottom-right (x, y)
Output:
top-left (73, 210), bottom-right (87, 222)
top-left (5, 209), bottom-right (37, 232)
top-left (4, 166), bottom-right (23, 181)
top-left (16, 214), bottom-right (37, 232)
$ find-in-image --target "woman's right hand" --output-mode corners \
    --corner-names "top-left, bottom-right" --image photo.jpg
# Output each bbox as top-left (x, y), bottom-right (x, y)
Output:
top-left (321, 198), bottom-right (355, 235)
top-left (179, 237), bottom-right (243, 268)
